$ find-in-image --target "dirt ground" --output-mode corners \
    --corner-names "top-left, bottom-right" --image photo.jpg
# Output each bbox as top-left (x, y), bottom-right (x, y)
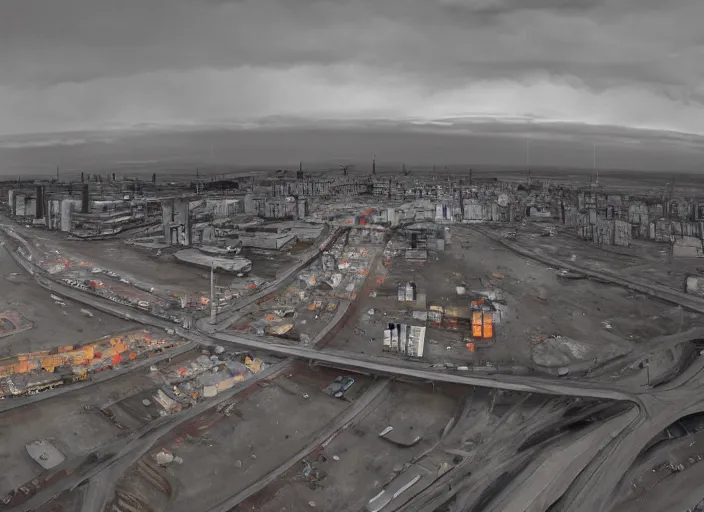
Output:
top-left (9, 224), bottom-right (310, 304)
top-left (242, 381), bottom-right (463, 512)
top-left (35, 488), bottom-right (85, 512)
top-left (488, 221), bottom-right (704, 297)
top-left (324, 227), bottom-right (704, 370)
top-left (613, 413), bottom-right (704, 511)
top-left (111, 363), bottom-right (375, 512)
top-left (0, 246), bottom-right (138, 356)
top-left (0, 370), bottom-right (158, 496)
top-left (240, 386), bottom-right (589, 512)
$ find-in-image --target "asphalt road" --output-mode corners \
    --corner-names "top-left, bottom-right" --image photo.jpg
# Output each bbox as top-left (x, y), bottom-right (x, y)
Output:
top-left (469, 225), bottom-right (704, 315)
top-left (13, 239), bottom-right (643, 404)
top-left (15, 360), bottom-right (289, 512)
top-left (6, 221), bottom-right (704, 512)
top-left (205, 378), bottom-right (392, 512)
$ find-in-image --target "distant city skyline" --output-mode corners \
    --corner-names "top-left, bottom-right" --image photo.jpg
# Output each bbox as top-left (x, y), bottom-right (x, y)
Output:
top-left (1, 122), bottom-right (703, 178)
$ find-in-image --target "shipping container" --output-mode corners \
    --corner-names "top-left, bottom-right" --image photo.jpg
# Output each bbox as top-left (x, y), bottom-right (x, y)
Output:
top-left (472, 311), bottom-right (483, 338)
top-left (483, 312), bottom-right (493, 339)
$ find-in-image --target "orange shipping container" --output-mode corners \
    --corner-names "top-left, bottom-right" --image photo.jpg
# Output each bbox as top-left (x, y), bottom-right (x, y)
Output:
top-left (472, 311), bottom-right (483, 338)
top-left (483, 312), bottom-right (493, 339)
top-left (41, 355), bottom-right (65, 369)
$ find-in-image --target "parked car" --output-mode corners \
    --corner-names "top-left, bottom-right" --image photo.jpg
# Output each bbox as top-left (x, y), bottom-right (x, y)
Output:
top-left (327, 376), bottom-right (355, 399)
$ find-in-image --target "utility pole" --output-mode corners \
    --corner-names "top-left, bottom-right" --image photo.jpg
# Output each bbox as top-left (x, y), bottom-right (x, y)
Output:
top-left (210, 261), bottom-right (217, 324)
top-left (56, 166), bottom-right (59, 182)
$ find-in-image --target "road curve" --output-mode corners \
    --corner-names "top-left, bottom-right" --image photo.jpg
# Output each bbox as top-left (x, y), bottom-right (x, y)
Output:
top-left (483, 406), bottom-right (639, 512)
top-left (205, 378), bottom-right (391, 512)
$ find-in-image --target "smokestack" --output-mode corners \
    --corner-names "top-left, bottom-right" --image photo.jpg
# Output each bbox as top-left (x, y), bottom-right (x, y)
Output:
top-left (112, 172), bottom-right (116, 182)
top-left (81, 183), bottom-right (89, 213)
top-left (35, 186), bottom-right (44, 219)
top-left (152, 173), bottom-right (156, 185)
top-left (81, 172), bottom-right (84, 183)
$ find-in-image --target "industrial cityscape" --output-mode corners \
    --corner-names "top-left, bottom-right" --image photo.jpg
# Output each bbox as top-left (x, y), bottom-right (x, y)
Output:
top-left (0, 161), bottom-right (702, 512)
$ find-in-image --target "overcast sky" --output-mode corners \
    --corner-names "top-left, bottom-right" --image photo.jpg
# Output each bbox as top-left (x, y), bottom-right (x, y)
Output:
top-left (1, 0), bottom-right (703, 139)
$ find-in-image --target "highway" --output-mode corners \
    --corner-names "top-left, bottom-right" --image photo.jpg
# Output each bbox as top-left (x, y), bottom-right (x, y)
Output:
top-left (14, 360), bottom-right (290, 512)
top-left (5, 232), bottom-right (645, 404)
top-left (206, 332), bottom-right (638, 401)
top-left (5, 221), bottom-right (704, 512)
top-left (205, 378), bottom-right (392, 512)
top-left (557, 363), bottom-right (704, 512)
top-left (479, 406), bottom-right (640, 512)
top-left (469, 225), bottom-right (704, 315)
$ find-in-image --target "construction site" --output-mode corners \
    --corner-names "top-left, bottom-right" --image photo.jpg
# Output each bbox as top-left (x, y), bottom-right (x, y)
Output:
top-left (1, 164), bottom-right (704, 512)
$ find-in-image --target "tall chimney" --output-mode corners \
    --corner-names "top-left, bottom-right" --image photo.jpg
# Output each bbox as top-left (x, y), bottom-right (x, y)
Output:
top-left (35, 186), bottom-right (44, 219)
top-left (81, 183), bottom-right (90, 213)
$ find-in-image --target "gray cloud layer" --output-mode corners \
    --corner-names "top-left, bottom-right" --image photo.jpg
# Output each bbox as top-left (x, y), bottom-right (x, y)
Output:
top-left (0, 0), bottom-right (703, 137)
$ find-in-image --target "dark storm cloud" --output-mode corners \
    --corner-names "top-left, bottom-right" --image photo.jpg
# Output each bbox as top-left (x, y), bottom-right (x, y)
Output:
top-left (0, 0), bottom-right (703, 136)
top-left (0, 0), bottom-right (700, 88)
top-left (436, 0), bottom-right (603, 19)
